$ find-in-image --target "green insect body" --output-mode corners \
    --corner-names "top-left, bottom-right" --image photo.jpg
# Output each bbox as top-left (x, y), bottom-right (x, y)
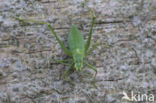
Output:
top-left (68, 25), bottom-right (85, 71)
top-left (16, 10), bottom-right (98, 82)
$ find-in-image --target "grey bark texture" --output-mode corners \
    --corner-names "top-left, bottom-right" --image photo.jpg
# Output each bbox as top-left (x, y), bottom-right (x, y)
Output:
top-left (0, 0), bottom-right (156, 103)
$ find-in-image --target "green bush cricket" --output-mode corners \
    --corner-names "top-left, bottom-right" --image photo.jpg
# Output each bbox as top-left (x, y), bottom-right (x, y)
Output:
top-left (16, 8), bottom-right (99, 84)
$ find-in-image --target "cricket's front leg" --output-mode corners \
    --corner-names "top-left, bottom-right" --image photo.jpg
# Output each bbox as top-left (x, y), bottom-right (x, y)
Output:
top-left (84, 61), bottom-right (97, 88)
top-left (64, 62), bottom-right (74, 77)
top-left (52, 59), bottom-right (72, 65)
top-left (84, 61), bottom-right (97, 78)
top-left (62, 61), bottom-right (75, 86)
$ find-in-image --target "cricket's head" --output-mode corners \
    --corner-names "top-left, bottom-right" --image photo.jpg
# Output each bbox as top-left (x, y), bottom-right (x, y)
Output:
top-left (74, 56), bottom-right (83, 71)
top-left (73, 49), bottom-right (84, 71)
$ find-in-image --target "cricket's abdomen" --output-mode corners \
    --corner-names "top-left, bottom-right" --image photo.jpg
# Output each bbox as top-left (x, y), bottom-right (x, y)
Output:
top-left (68, 25), bottom-right (85, 70)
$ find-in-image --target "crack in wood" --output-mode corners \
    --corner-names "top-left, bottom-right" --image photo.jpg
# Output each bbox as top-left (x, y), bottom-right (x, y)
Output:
top-left (95, 20), bottom-right (131, 24)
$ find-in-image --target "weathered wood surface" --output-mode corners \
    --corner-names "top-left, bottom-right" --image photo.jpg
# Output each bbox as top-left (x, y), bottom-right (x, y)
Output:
top-left (0, 0), bottom-right (156, 102)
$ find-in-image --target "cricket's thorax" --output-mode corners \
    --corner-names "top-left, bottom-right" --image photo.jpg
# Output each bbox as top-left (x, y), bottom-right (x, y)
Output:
top-left (73, 49), bottom-right (85, 71)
